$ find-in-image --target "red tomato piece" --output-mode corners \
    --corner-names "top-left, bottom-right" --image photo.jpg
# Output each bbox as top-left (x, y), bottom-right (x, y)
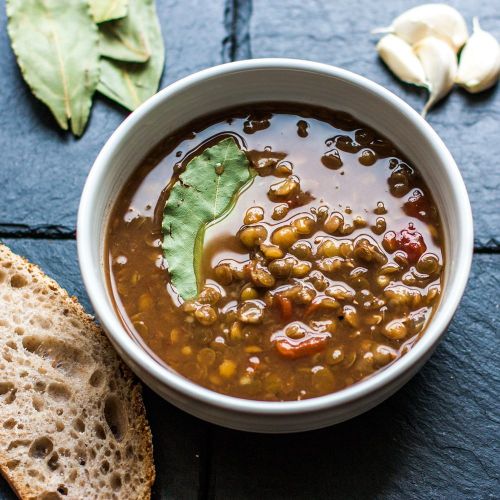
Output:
top-left (276, 295), bottom-right (293, 322)
top-left (395, 224), bottom-right (427, 263)
top-left (304, 301), bottom-right (321, 318)
top-left (275, 334), bottom-right (329, 359)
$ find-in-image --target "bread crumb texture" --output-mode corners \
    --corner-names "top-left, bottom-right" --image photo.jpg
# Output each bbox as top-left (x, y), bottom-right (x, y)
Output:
top-left (0, 245), bottom-right (154, 499)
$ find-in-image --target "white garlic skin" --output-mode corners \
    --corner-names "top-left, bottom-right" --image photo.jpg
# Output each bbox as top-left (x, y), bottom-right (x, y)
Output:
top-left (376, 3), bottom-right (468, 53)
top-left (376, 34), bottom-right (428, 87)
top-left (414, 37), bottom-right (457, 117)
top-left (456, 18), bottom-right (500, 94)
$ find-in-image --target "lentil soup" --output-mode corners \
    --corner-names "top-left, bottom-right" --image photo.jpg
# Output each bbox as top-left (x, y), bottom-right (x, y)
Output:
top-left (106, 103), bottom-right (444, 401)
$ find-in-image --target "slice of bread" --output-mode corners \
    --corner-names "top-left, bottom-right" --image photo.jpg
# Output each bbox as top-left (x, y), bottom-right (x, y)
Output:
top-left (0, 244), bottom-right (154, 499)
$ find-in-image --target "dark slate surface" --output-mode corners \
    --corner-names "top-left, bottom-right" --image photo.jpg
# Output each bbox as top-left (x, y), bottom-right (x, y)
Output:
top-left (1, 1), bottom-right (500, 499)
top-left (249, 0), bottom-right (500, 249)
top-left (0, 0), bottom-right (227, 236)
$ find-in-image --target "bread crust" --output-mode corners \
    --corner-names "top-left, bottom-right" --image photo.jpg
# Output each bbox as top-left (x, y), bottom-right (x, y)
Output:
top-left (0, 244), bottom-right (155, 499)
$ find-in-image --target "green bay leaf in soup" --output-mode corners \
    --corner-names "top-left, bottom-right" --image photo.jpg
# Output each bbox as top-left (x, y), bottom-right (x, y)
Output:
top-left (6, 0), bottom-right (100, 136)
top-left (89, 0), bottom-right (129, 24)
top-left (162, 138), bottom-right (254, 300)
top-left (98, 0), bottom-right (159, 63)
top-left (97, 0), bottom-right (164, 111)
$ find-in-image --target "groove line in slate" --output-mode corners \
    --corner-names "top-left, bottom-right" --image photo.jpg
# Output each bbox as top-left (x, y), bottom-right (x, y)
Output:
top-left (0, 224), bottom-right (75, 239)
top-left (222, 0), bottom-right (253, 62)
top-left (474, 245), bottom-right (500, 254)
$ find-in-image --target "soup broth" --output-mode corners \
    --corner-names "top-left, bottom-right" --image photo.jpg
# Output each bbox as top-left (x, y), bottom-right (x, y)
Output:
top-left (106, 103), bottom-right (444, 401)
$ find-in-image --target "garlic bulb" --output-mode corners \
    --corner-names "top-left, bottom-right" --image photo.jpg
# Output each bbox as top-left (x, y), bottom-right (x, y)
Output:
top-left (414, 37), bottom-right (457, 116)
top-left (375, 4), bottom-right (468, 52)
top-left (376, 34), bottom-right (428, 87)
top-left (456, 18), bottom-right (500, 94)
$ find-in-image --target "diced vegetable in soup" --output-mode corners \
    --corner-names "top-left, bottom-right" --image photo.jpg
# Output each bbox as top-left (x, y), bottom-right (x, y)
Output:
top-left (106, 103), bottom-right (444, 401)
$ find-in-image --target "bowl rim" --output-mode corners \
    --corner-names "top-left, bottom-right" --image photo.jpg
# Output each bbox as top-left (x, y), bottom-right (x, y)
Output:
top-left (78, 58), bottom-right (473, 416)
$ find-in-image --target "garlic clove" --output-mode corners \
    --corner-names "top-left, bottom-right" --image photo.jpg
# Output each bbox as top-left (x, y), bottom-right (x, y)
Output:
top-left (376, 34), bottom-right (428, 87)
top-left (414, 37), bottom-right (457, 117)
top-left (456, 18), bottom-right (500, 94)
top-left (374, 4), bottom-right (468, 53)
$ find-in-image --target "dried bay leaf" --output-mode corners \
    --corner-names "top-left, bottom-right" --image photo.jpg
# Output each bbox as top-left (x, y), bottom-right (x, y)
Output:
top-left (162, 138), bottom-right (254, 300)
top-left (97, 0), bottom-right (164, 112)
top-left (6, 0), bottom-right (100, 136)
top-left (89, 0), bottom-right (128, 24)
top-left (97, 53), bottom-right (163, 111)
top-left (98, 0), bottom-right (159, 63)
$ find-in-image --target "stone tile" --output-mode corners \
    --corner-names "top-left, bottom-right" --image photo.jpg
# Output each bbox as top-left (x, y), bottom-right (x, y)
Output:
top-left (0, 1), bottom-right (227, 233)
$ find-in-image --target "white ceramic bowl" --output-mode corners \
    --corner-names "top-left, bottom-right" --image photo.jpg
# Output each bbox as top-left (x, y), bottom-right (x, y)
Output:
top-left (78, 59), bottom-right (473, 433)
